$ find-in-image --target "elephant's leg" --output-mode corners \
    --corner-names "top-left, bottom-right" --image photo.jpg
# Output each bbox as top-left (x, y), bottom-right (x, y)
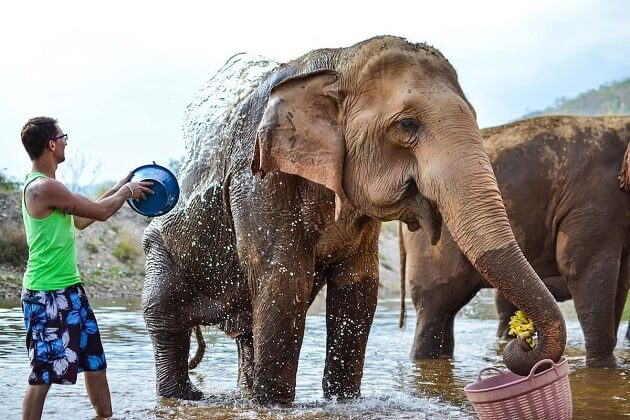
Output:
top-left (236, 332), bottom-right (254, 390)
top-left (557, 228), bottom-right (622, 367)
top-left (143, 228), bottom-right (229, 399)
top-left (407, 250), bottom-right (481, 359)
top-left (249, 258), bottom-right (313, 404)
top-left (411, 278), bottom-right (480, 359)
top-left (614, 253), bottom-right (629, 336)
top-left (144, 295), bottom-right (230, 400)
top-left (143, 232), bottom-right (201, 399)
top-left (323, 274), bottom-right (378, 399)
top-left (403, 228), bottom-right (481, 359)
top-left (217, 310), bottom-right (254, 390)
top-left (146, 321), bottom-right (202, 399)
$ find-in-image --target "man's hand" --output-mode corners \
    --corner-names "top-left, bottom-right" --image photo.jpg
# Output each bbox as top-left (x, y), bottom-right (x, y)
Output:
top-left (73, 171), bottom-right (150, 229)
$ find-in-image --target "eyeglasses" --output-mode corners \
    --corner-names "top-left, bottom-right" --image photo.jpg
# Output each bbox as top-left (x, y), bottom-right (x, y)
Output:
top-left (52, 133), bottom-right (68, 145)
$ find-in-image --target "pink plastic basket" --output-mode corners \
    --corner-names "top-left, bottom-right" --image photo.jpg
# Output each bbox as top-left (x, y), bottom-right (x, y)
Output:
top-left (464, 357), bottom-right (572, 420)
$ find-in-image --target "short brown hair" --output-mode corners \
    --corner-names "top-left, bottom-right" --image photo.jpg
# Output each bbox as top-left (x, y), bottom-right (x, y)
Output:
top-left (21, 116), bottom-right (59, 160)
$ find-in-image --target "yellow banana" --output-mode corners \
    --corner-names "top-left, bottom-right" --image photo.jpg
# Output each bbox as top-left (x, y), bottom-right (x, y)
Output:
top-left (508, 310), bottom-right (536, 349)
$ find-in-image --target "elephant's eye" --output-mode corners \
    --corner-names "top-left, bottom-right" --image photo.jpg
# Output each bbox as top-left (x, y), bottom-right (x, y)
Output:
top-left (399, 117), bottom-right (420, 133)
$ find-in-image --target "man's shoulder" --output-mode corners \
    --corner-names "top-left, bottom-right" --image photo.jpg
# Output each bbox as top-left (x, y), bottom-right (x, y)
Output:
top-left (25, 177), bottom-right (70, 200)
top-left (28, 177), bottom-right (65, 189)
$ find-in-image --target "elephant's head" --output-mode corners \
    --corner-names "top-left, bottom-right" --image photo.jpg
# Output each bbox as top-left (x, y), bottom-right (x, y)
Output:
top-left (251, 36), bottom-right (566, 375)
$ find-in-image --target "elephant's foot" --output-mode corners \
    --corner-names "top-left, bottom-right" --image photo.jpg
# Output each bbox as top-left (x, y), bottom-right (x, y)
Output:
top-left (412, 344), bottom-right (453, 360)
top-left (411, 337), bottom-right (454, 360)
top-left (411, 315), bottom-right (456, 360)
top-left (252, 384), bottom-right (294, 406)
top-left (585, 355), bottom-right (617, 368)
top-left (237, 332), bottom-right (254, 391)
top-left (158, 380), bottom-right (204, 400)
top-left (323, 380), bottom-right (360, 401)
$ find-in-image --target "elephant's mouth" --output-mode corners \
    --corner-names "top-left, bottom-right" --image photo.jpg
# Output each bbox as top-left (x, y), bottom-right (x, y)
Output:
top-left (404, 195), bottom-right (442, 244)
top-left (376, 181), bottom-right (442, 244)
top-left (358, 177), bottom-right (442, 244)
top-left (395, 179), bottom-right (442, 244)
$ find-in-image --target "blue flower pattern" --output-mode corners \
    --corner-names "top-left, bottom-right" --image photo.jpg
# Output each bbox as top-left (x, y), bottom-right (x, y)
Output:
top-left (21, 285), bottom-right (106, 385)
top-left (50, 331), bottom-right (78, 376)
top-left (86, 353), bottom-right (107, 370)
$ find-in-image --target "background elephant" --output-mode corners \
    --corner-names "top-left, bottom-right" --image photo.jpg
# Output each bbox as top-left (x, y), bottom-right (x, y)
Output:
top-left (142, 36), bottom-right (566, 404)
top-left (400, 115), bottom-right (630, 367)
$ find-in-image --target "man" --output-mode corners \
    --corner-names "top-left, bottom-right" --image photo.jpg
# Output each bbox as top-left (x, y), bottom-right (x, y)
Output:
top-left (19, 116), bottom-right (153, 419)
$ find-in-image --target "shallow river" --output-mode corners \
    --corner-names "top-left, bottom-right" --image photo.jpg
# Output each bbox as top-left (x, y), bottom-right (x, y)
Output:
top-left (0, 293), bottom-right (628, 419)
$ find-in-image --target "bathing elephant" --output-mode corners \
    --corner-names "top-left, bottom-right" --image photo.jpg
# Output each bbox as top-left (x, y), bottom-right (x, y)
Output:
top-left (142, 35), bottom-right (566, 404)
top-left (399, 115), bottom-right (630, 367)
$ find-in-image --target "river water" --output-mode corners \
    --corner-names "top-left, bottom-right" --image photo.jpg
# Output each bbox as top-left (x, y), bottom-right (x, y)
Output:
top-left (0, 293), bottom-right (628, 419)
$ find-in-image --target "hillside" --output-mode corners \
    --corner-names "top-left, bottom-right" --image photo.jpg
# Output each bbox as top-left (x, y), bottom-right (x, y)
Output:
top-left (524, 78), bottom-right (630, 118)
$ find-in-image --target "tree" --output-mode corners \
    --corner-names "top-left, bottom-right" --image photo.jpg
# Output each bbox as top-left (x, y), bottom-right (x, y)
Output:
top-left (59, 151), bottom-right (102, 193)
top-left (0, 168), bottom-right (20, 192)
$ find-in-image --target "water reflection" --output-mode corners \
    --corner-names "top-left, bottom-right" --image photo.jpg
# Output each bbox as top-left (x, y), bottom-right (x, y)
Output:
top-left (411, 359), bottom-right (469, 407)
top-left (0, 296), bottom-right (628, 419)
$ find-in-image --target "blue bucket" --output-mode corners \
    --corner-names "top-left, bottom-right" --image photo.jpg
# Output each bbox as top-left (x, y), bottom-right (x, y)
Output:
top-left (127, 163), bottom-right (180, 217)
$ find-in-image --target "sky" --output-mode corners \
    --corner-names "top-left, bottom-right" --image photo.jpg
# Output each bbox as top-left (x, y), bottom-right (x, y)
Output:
top-left (1, 0), bottom-right (629, 185)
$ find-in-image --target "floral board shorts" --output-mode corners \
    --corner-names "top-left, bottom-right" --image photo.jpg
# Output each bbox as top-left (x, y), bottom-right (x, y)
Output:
top-left (21, 283), bottom-right (107, 385)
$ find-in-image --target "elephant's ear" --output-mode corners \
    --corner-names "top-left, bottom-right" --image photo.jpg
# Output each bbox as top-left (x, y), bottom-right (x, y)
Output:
top-left (252, 69), bottom-right (347, 220)
top-left (619, 142), bottom-right (630, 191)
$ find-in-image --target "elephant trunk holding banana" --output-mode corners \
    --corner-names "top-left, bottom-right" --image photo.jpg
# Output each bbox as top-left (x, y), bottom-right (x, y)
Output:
top-left (142, 36), bottom-right (566, 404)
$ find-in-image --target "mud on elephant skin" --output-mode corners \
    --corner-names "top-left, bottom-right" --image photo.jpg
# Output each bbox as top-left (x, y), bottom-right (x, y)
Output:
top-left (142, 36), bottom-right (566, 404)
top-left (400, 115), bottom-right (630, 368)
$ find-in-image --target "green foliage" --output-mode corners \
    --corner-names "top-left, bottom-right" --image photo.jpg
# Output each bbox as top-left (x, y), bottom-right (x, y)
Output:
top-left (85, 241), bottom-right (99, 254)
top-left (0, 223), bottom-right (28, 265)
top-left (113, 233), bottom-right (142, 262)
top-left (525, 78), bottom-right (630, 118)
top-left (0, 169), bottom-right (21, 192)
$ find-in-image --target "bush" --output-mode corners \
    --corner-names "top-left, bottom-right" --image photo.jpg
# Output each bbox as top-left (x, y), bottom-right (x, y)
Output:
top-left (0, 223), bottom-right (28, 265)
top-left (85, 241), bottom-right (99, 254)
top-left (113, 233), bottom-right (142, 262)
top-left (0, 169), bottom-right (20, 192)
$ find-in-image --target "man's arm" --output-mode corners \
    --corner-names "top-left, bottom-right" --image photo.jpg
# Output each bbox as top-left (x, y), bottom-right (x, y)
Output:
top-left (74, 172), bottom-right (133, 229)
top-left (35, 179), bottom-right (152, 227)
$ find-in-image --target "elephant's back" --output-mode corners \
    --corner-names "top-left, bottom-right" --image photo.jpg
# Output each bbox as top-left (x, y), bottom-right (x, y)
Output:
top-left (178, 54), bottom-right (281, 197)
top-left (481, 115), bottom-right (630, 259)
top-left (483, 115), bottom-right (630, 163)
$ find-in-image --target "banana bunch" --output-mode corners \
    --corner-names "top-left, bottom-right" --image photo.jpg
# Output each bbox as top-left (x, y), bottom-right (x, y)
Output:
top-left (508, 310), bottom-right (536, 349)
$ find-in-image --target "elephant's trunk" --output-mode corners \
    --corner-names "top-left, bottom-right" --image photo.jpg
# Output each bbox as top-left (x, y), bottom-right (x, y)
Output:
top-left (422, 122), bottom-right (566, 376)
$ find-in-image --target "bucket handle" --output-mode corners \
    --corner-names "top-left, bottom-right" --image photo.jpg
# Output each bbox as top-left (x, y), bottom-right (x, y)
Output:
top-left (527, 359), bottom-right (558, 380)
top-left (476, 366), bottom-right (504, 382)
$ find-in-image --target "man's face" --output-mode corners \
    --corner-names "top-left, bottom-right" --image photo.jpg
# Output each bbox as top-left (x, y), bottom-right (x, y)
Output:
top-left (50, 125), bottom-right (66, 164)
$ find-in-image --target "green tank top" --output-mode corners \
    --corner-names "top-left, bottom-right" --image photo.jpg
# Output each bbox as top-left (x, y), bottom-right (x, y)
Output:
top-left (22, 172), bottom-right (81, 291)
